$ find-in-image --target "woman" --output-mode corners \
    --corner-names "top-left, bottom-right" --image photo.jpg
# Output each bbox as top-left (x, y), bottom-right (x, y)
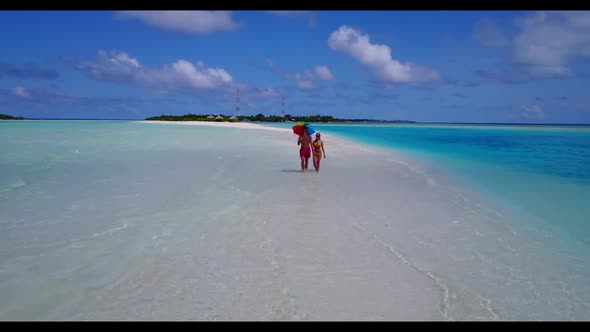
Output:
top-left (312, 132), bottom-right (326, 172)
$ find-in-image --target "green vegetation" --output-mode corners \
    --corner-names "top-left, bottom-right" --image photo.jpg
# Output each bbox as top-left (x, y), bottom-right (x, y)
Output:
top-left (145, 114), bottom-right (233, 121)
top-left (246, 114), bottom-right (337, 122)
top-left (145, 113), bottom-right (415, 123)
top-left (0, 114), bottom-right (24, 120)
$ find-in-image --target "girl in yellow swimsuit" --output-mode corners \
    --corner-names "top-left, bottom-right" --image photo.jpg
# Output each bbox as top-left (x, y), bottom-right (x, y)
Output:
top-left (312, 132), bottom-right (326, 172)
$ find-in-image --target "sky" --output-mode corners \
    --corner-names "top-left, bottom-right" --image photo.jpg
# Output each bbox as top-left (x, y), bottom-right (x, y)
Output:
top-left (1, 10), bottom-right (590, 123)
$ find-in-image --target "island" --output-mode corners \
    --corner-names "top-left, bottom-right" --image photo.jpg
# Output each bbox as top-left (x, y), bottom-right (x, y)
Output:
top-left (145, 113), bottom-right (415, 124)
top-left (0, 114), bottom-right (24, 120)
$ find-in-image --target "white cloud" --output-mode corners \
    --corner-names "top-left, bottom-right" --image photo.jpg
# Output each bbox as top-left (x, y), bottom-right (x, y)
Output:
top-left (267, 60), bottom-right (333, 89)
top-left (328, 25), bottom-right (440, 84)
top-left (78, 50), bottom-right (232, 92)
top-left (472, 18), bottom-right (509, 47)
top-left (12, 86), bottom-right (30, 98)
top-left (296, 80), bottom-right (314, 89)
top-left (521, 105), bottom-right (544, 118)
top-left (257, 87), bottom-right (281, 98)
top-left (115, 11), bottom-right (241, 34)
top-left (512, 11), bottom-right (590, 77)
top-left (314, 66), bottom-right (334, 80)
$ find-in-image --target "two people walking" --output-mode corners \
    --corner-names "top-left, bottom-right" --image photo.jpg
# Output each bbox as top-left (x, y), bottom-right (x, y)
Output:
top-left (297, 127), bottom-right (326, 172)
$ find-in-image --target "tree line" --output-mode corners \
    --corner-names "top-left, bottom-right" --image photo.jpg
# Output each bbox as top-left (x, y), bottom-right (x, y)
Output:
top-left (0, 114), bottom-right (24, 120)
top-left (146, 113), bottom-right (339, 122)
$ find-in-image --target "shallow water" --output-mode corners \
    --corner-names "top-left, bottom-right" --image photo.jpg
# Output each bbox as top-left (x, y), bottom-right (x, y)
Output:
top-left (0, 120), bottom-right (589, 320)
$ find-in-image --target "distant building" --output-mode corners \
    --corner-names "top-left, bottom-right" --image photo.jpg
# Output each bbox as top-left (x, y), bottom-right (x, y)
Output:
top-left (229, 115), bottom-right (238, 122)
top-left (215, 115), bottom-right (224, 121)
top-left (207, 115), bottom-right (215, 120)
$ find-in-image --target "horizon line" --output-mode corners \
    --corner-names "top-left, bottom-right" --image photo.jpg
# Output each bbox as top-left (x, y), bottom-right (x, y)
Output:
top-left (10, 117), bottom-right (590, 126)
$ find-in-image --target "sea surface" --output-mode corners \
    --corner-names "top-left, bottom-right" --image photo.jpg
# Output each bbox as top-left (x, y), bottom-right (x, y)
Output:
top-left (266, 122), bottom-right (590, 254)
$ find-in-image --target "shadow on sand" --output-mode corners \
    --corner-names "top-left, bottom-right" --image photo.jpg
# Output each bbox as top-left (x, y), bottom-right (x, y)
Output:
top-left (280, 169), bottom-right (302, 173)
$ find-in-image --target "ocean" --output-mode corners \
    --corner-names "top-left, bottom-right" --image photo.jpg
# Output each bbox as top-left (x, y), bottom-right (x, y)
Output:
top-left (266, 122), bottom-right (590, 254)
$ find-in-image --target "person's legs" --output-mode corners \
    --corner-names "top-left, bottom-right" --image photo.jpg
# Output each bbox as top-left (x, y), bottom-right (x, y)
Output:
top-left (303, 148), bottom-right (310, 170)
top-left (312, 154), bottom-right (318, 171)
top-left (300, 149), bottom-right (305, 172)
top-left (316, 155), bottom-right (321, 172)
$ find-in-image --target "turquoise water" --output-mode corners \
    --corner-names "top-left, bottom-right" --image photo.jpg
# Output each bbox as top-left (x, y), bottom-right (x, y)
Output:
top-left (265, 122), bottom-right (590, 250)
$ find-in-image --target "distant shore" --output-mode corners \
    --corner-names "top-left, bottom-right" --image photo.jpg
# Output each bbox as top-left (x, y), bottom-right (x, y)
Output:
top-left (0, 114), bottom-right (24, 120)
top-left (138, 120), bottom-right (291, 132)
top-left (145, 113), bottom-right (416, 124)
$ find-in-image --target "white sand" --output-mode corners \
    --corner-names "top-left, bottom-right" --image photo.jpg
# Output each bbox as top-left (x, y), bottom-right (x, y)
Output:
top-left (3, 120), bottom-right (587, 320)
top-left (138, 120), bottom-right (291, 132)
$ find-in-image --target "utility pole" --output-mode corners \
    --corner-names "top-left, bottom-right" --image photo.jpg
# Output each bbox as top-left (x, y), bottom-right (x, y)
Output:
top-left (236, 88), bottom-right (240, 117)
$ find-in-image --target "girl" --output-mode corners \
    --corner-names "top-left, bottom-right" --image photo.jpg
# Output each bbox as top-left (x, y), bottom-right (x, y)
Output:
top-left (312, 132), bottom-right (326, 172)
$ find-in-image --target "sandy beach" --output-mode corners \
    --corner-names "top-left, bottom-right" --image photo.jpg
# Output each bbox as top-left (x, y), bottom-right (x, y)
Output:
top-left (75, 120), bottom-right (567, 320)
top-left (1, 120), bottom-right (588, 320)
top-left (139, 120), bottom-right (291, 132)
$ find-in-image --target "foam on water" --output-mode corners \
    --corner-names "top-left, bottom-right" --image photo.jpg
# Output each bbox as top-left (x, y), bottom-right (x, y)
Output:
top-left (0, 177), bottom-right (26, 193)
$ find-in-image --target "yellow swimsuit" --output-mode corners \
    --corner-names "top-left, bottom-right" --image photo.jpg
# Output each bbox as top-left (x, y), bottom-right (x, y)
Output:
top-left (313, 140), bottom-right (322, 157)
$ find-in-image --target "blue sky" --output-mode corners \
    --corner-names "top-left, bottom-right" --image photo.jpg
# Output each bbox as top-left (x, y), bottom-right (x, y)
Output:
top-left (1, 10), bottom-right (590, 123)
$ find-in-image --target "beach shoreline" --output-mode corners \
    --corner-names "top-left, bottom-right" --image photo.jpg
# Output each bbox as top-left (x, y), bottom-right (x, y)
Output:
top-left (137, 120), bottom-right (291, 132)
top-left (130, 120), bottom-right (590, 320)
top-left (1, 120), bottom-right (589, 320)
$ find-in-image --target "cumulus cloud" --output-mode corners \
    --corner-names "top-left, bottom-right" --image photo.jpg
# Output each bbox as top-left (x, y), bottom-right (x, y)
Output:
top-left (267, 60), bottom-right (334, 90)
top-left (296, 80), bottom-right (314, 89)
top-left (472, 18), bottom-right (509, 47)
top-left (512, 11), bottom-right (590, 78)
top-left (256, 87), bottom-right (281, 98)
top-left (521, 105), bottom-right (544, 119)
top-left (115, 11), bottom-right (241, 34)
top-left (12, 86), bottom-right (30, 98)
top-left (0, 63), bottom-right (59, 80)
top-left (314, 66), bottom-right (334, 80)
top-left (78, 50), bottom-right (232, 93)
top-left (328, 25), bottom-right (440, 84)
